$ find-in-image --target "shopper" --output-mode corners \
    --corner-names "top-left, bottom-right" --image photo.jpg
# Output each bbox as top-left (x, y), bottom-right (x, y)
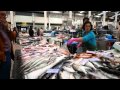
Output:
top-left (37, 28), bottom-right (40, 36)
top-left (0, 11), bottom-right (15, 79)
top-left (40, 27), bottom-right (44, 36)
top-left (117, 22), bottom-right (120, 41)
top-left (13, 27), bottom-right (18, 43)
top-left (29, 26), bottom-right (34, 37)
top-left (67, 21), bottom-right (97, 52)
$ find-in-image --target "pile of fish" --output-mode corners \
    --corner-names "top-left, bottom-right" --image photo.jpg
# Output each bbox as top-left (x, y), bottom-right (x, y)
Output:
top-left (37, 50), bottom-right (120, 79)
top-left (18, 42), bottom-right (69, 75)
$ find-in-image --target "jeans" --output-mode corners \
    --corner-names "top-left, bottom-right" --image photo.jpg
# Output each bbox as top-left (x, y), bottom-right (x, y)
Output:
top-left (0, 51), bottom-right (11, 79)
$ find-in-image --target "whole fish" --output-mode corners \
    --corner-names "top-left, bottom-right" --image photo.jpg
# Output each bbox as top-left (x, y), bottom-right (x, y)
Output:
top-left (90, 61), bottom-right (104, 69)
top-left (87, 70), bottom-right (109, 79)
top-left (85, 61), bottom-right (97, 71)
top-left (62, 66), bottom-right (76, 73)
top-left (72, 64), bottom-right (91, 74)
top-left (99, 67), bottom-right (120, 76)
top-left (100, 70), bottom-right (119, 79)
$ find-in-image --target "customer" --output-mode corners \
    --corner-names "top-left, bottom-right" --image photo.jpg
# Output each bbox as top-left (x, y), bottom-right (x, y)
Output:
top-left (37, 28), bottom-right (40, 36)
top-left (29, 26), bottom-right (34, 37)
top-left (117, 22), bottom-right (120, 41)
top-left (0, 11), bottom-right (15, 79)
top-left (13, 27), bottom-right (18, 43)
top-left (67, 21), bottom-right (97, 52)
top-left (40, 27), bottom-right (44, 36)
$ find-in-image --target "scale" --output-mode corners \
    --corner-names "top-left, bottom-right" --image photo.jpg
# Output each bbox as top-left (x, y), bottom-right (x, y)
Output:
top-left (113, 42), bottom-right (120, 51)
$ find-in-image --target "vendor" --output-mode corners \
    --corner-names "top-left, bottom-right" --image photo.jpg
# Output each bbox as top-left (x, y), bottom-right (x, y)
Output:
top-left (67, 21), bottom-right (97, 52)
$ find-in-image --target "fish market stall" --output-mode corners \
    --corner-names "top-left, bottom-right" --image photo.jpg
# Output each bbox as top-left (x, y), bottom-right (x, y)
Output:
top-left (12, 33), bottom-right (120, 79)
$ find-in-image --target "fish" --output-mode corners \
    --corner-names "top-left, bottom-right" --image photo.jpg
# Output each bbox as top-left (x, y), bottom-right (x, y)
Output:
top-left (90, 61), bottom-right (104, 69)
top-left (85, 61), bottom-right (97, 71)
top-left (72, 64), bottom-right (91, 74)
top-left (87, 70), bottom-right (109, 79)
top-left (73, 72), bottom-right (82, 79)
top-left (59, 70), bottom-right (74, 79)
top-left (62, 66), bottom-right (76, 73)
top-left (99, 67), bottom-right (120, 76)
top-left (100, 70), bottom-right (119, 79)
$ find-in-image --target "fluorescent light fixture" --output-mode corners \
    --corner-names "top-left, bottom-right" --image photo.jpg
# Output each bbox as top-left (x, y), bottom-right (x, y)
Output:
top-left (76, 13), bottom-right (84, 16)
top-left (94, 15), bottom-right (101, 18)
top-left (50, 11), bottom-right (61, 13)
top-left (98, 13), bottom-right (103, 16)
top-left (79, 11), bottom-right (85, 13)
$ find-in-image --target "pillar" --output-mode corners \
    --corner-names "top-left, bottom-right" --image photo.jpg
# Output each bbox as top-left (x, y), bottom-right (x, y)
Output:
top-left (102, 11), bottom-right (106, 26)
top-left (88, 11), bottom-right (92, 22)
top-left (44, 11), bottom-right (47, 30)
top-left (32, 13), bottom-right (35, 29)
top-left (10, 11), bottom-right (14, 30)
top-left (115, 12), bottom-right (118, 29)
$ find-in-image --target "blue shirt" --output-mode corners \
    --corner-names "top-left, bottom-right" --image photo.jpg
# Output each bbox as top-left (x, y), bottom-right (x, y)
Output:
top-left (82, 30), bottom-right (97, 49)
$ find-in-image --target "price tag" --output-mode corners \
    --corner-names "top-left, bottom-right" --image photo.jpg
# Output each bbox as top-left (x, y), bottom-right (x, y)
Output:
top-left (46, 69), bottom-right (59, 73)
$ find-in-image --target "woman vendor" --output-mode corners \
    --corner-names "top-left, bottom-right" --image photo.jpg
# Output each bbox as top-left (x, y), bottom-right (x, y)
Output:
top-left (67, 21), bottom-right (97, 52)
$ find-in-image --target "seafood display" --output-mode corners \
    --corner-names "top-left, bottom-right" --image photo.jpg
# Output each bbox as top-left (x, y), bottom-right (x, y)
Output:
top-left (13, 34), bottom-right (120, 79)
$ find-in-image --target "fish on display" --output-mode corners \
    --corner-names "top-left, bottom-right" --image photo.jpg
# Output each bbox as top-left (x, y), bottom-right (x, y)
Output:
top-left (90, 61), bottom-right (104, 69)
top-left (85, 61), bottom-right (97, 71)
top-left (72, 63), bottom-right (91, 74)
top-left (87, 70), bottom-right (109, 79)
top-left (59, 70), bottom-right (75, 79)
top-left (73, 72), bottom-right (83, 79)
top-left (100, 70), bottom-right (119, 79)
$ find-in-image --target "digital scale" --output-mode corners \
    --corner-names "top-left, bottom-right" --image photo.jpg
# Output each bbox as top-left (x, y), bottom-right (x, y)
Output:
top-left (113, 42), bottom-right (120, 51)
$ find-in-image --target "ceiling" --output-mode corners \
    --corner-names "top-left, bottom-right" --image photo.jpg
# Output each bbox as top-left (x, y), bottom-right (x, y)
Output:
top-left (16, 11), bottom-right (120, 21)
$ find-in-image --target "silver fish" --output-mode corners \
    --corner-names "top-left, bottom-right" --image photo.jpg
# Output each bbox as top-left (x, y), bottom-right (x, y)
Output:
top-left (62, 66), bottom-right (76, 73)
top-left (73, 72), bottom-right (81, 79)
top-left (90, 61), bottom-right (103, 68)
top-left (72, 64), bottom-right (90, 74)
top-left (85, 61), bottom-right (97, 70)
top-left (100, 70), bottom-right (119, 79)
top-left (59, 71), bottom-right (72, 79)
top-left (87, 70), bottom-right (109, 79)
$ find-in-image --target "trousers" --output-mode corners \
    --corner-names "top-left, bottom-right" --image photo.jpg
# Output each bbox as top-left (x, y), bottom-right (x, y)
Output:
top-left (0, 51), bottom-right (11, 79)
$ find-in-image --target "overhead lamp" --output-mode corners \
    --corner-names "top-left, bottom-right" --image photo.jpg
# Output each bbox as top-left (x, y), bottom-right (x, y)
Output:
top-left (76, 13), bottom-right (84, 16)
top-left (50, 11), bottom-right (61, 13)
top-left (79, 11), bottom-right (85, 13)
top-left (94, 15), bottom-right (101, 18)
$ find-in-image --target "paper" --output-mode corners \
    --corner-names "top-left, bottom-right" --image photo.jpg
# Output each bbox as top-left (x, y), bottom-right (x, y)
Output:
top-left (46, 69), bottom-right (60, 73)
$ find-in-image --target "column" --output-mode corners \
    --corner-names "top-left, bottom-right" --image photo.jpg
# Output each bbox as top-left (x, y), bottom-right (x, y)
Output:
top-left (69, 11), bottom-right (72, 19)
top-left (44, 11), bottom-right (47, 30)
top-left (88, 11), bottom-right (92, 22)
top-left (102, 11), bottom-right (106, 26)
top-left (10, 11), bottom-right (14, 30)
top-left (115, 12), bottom-right (118, 29)
top-left (48, 14), bottom-right (51, 30)
top-left (13, 12), bottom-right (16, 27)
top-left (32, 13), bottom-right (35, 29)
